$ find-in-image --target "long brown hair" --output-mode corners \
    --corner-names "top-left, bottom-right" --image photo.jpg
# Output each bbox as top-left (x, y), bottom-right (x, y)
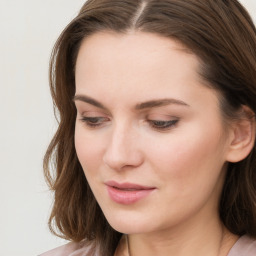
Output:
top-left (44, 0), bottom-right (256, 255)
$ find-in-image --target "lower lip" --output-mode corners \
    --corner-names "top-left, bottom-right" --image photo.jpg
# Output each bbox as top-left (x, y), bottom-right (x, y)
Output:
top-left (107, 186), bottom-right (155, 205)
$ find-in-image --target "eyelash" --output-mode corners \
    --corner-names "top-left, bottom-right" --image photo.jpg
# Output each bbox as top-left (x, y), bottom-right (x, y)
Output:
top-left (148, 119), bottom-right (179, 131)
top-left (80, 116), bottom-right (109, 127)
top-left (80, 117), bottom-right (179, 130)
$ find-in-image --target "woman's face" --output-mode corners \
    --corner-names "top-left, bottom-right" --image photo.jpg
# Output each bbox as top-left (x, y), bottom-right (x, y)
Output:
top-left (74, 31), bottom-right (232, 235)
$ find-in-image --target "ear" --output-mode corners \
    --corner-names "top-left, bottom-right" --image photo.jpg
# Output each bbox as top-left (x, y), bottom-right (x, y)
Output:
top-left (226, 106), bottom-right (255, 163)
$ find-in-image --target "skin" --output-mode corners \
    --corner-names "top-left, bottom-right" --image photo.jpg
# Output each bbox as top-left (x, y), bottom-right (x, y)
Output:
top-left (74, 31), bottom-right (240, 256)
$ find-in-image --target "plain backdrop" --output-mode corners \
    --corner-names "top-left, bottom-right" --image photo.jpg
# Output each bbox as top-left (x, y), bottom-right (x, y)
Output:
top-left (0, 1), bottom-right (255, 255)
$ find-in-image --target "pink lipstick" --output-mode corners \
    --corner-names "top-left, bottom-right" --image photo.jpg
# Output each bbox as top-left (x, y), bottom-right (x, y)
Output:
top-left (105, 181), bottom-right (156, 205)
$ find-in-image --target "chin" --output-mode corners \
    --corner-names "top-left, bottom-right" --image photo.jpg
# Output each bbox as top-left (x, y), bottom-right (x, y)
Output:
top-left (109, 221), bottom-right (148, 234)
top-left (102, 209), bottom-right (157, 234)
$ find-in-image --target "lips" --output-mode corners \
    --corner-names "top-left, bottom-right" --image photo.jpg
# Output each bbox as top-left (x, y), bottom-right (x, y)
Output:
top-left (105, 181), bottom-right (156, 205)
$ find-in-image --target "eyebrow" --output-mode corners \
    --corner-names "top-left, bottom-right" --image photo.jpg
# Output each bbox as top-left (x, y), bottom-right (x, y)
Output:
top-left (73, 94), bottom-right (190, 110)
top-left (73, 95), bottom-right (107, 110)
top-left (135, 98), bottom-right (189, 110)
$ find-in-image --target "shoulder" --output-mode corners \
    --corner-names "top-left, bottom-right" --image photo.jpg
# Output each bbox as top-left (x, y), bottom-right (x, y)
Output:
top-left (228, 235), bottom-right (256, 256)
top-left (39, 240), bottom-right (98, 256)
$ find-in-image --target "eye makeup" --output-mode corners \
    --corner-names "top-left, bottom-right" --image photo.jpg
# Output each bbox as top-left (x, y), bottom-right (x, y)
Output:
top-left (147, 119), bottom-right (179, 131)
top-left (80, 116), bottom-right (110, 128)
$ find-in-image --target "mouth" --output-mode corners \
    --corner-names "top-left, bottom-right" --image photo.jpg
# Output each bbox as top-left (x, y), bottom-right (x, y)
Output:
top-left (113, 187), bottom-right (143, 191)
top-left (105, 181), bottom-right (156, 205)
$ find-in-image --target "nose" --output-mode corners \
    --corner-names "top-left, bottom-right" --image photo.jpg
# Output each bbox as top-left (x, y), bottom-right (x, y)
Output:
top-left (103, 123), bottom-right (144, 171)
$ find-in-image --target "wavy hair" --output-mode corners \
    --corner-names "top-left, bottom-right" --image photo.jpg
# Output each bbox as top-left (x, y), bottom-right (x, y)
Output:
top-left (44, 0), bottom-right (256, 255)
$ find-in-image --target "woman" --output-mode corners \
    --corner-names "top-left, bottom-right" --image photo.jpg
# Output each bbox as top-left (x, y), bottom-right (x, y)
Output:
top-left (41, 0), bottom-right (256, 255)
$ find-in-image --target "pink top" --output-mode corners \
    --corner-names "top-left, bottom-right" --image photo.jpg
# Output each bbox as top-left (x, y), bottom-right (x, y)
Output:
top-left (228, 235), bottom-right (256, 256)
top-left (39, 235), bottom-right (256, 256)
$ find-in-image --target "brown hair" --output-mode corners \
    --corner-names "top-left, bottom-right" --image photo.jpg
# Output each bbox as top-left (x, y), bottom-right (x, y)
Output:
top-left (44, 0), bottom-right (256, 255)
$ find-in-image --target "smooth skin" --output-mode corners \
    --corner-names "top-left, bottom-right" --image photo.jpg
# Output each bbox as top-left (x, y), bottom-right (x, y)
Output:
top-left (74, 31), bottom-right (254, 256)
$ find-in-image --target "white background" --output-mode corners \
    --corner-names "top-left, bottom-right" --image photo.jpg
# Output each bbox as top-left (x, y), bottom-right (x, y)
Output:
top-left (0, 1), bottom-right (255, 255)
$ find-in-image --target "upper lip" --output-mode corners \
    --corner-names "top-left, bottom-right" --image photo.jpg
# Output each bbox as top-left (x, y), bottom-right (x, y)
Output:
top-left (105, 181), bottom-right (156, 190)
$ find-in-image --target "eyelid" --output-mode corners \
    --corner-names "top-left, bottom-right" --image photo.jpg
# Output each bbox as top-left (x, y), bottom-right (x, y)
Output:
top-left (76, 107), bottom-right (110, 120)
top-left (79, 109), bottom-right (108, 116)
top-left (79, 116), bottom-right (110, 128)
top-left (146, 116), bottom-right (180, 131)
top-left (146, 113), bottom-right (179, 120)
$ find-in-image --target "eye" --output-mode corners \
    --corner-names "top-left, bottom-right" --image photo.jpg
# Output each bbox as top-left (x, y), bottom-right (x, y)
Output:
top-left (148, 119), bottom-right (179, 131)
top-left (80, 116), bottom-right (109, 128)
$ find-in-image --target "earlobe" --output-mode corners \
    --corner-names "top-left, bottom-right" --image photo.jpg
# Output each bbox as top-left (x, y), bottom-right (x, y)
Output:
top-left (226, 106), bottom-right (256, 163)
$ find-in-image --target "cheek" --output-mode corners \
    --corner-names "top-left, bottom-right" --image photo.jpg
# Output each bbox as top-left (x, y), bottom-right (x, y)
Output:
top-left (74, 125), bottom-right (104, 175)
top-left (147, 124), bottom-right (226, 190)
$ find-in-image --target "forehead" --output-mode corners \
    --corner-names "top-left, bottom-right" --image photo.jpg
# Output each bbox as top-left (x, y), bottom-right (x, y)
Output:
top-left (75, 31), bottom-right (195, 69)
top-left (75, 32), bottom-right (200, 87)
top-left (75, 31), bottom-right (219, 113)
top-left (76, 30), bottom-right (191, 59)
